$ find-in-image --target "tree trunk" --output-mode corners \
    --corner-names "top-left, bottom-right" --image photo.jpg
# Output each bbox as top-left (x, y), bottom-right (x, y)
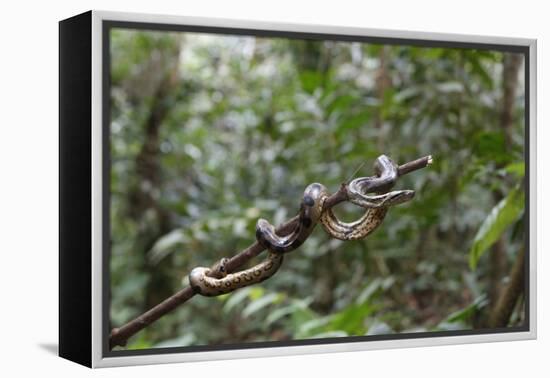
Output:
top-left (500, 54), bottom-right (523, 149)
top-left (489, 248), bottom-right (525, 328)
top-left (375, 46), bottom-right (391, 150)
top-left (126, 46), bottom-right (182, 310)
top-left (488, 53), bottom-right (522, 309)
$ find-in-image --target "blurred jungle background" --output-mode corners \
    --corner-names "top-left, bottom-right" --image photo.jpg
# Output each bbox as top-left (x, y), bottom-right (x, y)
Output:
top-left (109, 28), bottom-right (526, 350)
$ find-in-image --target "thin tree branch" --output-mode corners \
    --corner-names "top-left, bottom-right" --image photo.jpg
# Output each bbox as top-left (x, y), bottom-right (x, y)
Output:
top-left (109, 154), bottom-right (433, 349)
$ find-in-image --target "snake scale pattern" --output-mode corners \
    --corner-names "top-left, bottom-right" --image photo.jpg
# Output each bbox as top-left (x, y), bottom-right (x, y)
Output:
top-left (320, 155), bottom-right (415, 240)
top-left (189, 253), bottom-right (283, 297)
top-left (188, 155), bottom-right (415, 297)
top-left (255, 183), bottom-right (328, 254)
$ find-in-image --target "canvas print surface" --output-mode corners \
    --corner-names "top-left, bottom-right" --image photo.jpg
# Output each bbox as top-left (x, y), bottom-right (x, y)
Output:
top-left (107, 26), bottom-right (526, 352)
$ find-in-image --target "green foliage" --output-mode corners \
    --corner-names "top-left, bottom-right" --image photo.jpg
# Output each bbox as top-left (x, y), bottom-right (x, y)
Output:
top-left (442, 295), bottom-right (488, 325)
top-left (242, 293), bottom-right (284, 318)
top-left (469, 185), bottom-right (525, 270)
top-left (109, 29), bottom-right (526, 348)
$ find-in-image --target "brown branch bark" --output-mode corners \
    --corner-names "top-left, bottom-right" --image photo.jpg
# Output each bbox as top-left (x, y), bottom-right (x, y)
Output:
top-left (109, 154), bottom-right (433, 349)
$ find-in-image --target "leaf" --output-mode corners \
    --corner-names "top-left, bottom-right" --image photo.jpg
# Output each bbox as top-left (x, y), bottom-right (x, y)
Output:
top-left (148, 229), bottom-right (187, 264)
top-left (355, 276), bottom-right (395, 304)
top-left (299, 71), bottom-right (323, 94)
top-left (366, 321), bottom-right (394, 335)
top-left (327, 301), bottom-right (374, 335)
top-left (266, 306), bottom-right (299, 326)
top-left (355, 278), bottom-right (383, 304)
top-left (325, 93), bottom-right (359, 115)
top-left (309, 330), bottom-right (348, 339)
top-left (222, 287), bottom-right (252, 314)
top-left (338, 109), bottom-right (371, 132)
top-left (473, 132), bottom-right (510, 165)
top-left (394, 86), bottom-right (421, 103)
top-left (443, 295), bottom-right (488, 323)
top-left (124, 332), bottom-right (153, 350)
top-left (266, 298), bottom-right (313, 326)
top-left (469, 187), bottom-right (525, 270)
top-left (242, 293), bottom-right (282, 318)
top-left (297, 317), bottom-right (332, 338)
top-left (503, 162), bottom-right (525, 177)
top-left (437, 81), bottom-right (464, 93)
top-left (467, 55), bottom-right (493, 89)
top-left (248, 286), bottom-right (265, 300)
top-left (153, 333), bottom-right (196, 348)
top-left (289, 300), bottom-right (318, 331)
top-left (435, 322), bottom-right (469, 331)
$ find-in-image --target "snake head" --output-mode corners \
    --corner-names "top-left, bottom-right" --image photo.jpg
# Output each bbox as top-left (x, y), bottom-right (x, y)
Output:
top-left (351, 189), bottom-right (415, 208)
top-left (386, 189), bottom-right (415, 206)
top-left (210, 258), bottom-right (229, 278)
top-left (302, 183), bottom-right (328, 220)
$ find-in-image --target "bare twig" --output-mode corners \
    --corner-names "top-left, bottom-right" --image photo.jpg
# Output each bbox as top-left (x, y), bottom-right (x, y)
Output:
top-left (109, 154), bottom-right (432, 349)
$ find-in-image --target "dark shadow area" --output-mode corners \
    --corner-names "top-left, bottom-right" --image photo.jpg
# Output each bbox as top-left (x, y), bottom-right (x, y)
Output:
top-left (38, 343), bottom-right (59, 356)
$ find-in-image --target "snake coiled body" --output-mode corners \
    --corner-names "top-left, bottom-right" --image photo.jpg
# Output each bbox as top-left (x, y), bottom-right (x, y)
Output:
top-left (189, 253), bottom-right (283, 297)
top-left (319, 155), bottom-right (415, 240)
top-left (320, 190), bottom-right (414, 240)
top-left (255, 183), bottom-right (329, 253)
top-left (190, 155), bottom-right (416, 296)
